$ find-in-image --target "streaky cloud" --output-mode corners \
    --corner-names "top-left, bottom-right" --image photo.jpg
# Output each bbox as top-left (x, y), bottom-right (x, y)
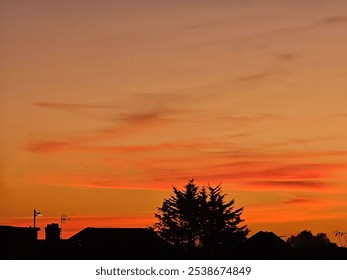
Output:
top-left (237, 72), bottom-right (277, 82)
top-left (26, 140), bottom-right (214, 154)
top-left (282, 198), bottom-right (314, 205)
top-left (34, 102), bottom-right (117, 111)
top-left (319, 16), bottom-right (347, 25)
top-left (275, 52), bottom-right (297, 61)
top-left (223, 113), bottom-right (284, 126)
top-left (26, 140), bottom-right (75, 153)
top-left (247, 180), bottom-right (331, 190)
top-left (25, 109), bottom-right (179, 153)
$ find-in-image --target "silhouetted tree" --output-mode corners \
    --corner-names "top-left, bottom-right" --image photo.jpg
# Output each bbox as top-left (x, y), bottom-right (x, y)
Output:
top-left (150, 179), bottom-right (249, 256)
top-left (287, 230), bottom-right (331, 249)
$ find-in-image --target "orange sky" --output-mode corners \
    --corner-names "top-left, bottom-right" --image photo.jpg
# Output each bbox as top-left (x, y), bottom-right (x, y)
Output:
top-left (1, 0), bottom-right (347, 243)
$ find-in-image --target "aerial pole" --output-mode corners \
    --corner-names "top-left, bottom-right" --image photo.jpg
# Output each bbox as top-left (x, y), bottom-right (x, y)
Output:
top-left (60, 214), bottom-right (70, 239)
top-left (33, 209), bottom-right (42, 228)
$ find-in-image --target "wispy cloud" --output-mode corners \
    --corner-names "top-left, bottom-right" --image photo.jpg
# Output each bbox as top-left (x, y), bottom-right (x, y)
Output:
top-left (26, 108), bottom-right (178, 153)
top-left (245, 180), bottom-right (332, 192)
top-left (275, 52), bottom-right (297, 61)
top-left (88, 141), bottom-right (214, 153)
top-left (222, 113), bottom-right (283, 126)
top-left (274, 14), bottom-right (347, 37)
top-left (185, 162), bottom-right (347, 181)
top-left (114, 111), bottom-right (174, 128)
top-left (27, 139), bottom-right (216, 154)
top-left (282, 198), bottom-right (313, 205)
top-left (248, 163), bottom-right (344, 180)
top-left (318, 16), bottom-right (347, 25)
top-left (245, 201), bottom-right (347, 224)
top-left (280, 196), bottom-right (347, 206)
top-left (237, 72), bottom-right (279, 82)
top-left (27, 140), bottom-right (77, 153)
top-left (34, 102), bottom-right (117, 111)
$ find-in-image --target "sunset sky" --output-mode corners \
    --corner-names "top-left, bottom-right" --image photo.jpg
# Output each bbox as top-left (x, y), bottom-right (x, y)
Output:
top-left (1, 0), bottom-right (347, 242)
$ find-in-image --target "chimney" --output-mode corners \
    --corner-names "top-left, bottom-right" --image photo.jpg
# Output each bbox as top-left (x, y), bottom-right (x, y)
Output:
top-left (45, 223), bottom-right (61, 242)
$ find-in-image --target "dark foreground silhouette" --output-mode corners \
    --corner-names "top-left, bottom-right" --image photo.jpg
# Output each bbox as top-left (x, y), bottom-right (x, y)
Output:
top-left (1, 225), bottom-right (347, 260)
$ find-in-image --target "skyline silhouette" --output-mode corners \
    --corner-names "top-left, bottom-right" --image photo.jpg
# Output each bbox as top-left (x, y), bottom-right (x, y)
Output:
top-left (1, 223), bottom-right (347, 260)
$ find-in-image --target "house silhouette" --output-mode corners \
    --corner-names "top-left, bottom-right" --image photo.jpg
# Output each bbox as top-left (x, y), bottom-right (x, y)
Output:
top-left (67, 227), bottom-right (180, 259)
top-left (236, 231), bottom-right (295, 259)
top-left (0, 225), bottom-right (40, 259)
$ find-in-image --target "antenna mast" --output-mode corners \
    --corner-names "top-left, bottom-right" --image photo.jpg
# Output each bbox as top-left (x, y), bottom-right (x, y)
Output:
top-left (60, 214), bottom-right (71, 239)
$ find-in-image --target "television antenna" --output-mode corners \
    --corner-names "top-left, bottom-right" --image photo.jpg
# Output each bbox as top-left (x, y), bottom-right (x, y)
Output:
top-left (60, 214), bottom-right (71, 239)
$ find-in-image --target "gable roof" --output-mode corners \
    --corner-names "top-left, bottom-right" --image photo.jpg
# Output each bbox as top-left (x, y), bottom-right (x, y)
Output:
top-left (237, 231), bottom-right (294, 259)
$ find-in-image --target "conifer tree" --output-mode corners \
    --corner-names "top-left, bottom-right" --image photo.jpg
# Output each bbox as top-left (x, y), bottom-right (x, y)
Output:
top-left (151, 179), bottom-right (249, 256)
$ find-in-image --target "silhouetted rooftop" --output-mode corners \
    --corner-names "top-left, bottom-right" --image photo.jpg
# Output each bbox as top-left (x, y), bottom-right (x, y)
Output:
top-left (2, 225), bottom-right (347, 260)
top-left (68, 227), bottom-right (180, 259)
top-left (237, 231), bottom-right (295, 259)
top-left (0, 225), bottom-right (40, 259)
